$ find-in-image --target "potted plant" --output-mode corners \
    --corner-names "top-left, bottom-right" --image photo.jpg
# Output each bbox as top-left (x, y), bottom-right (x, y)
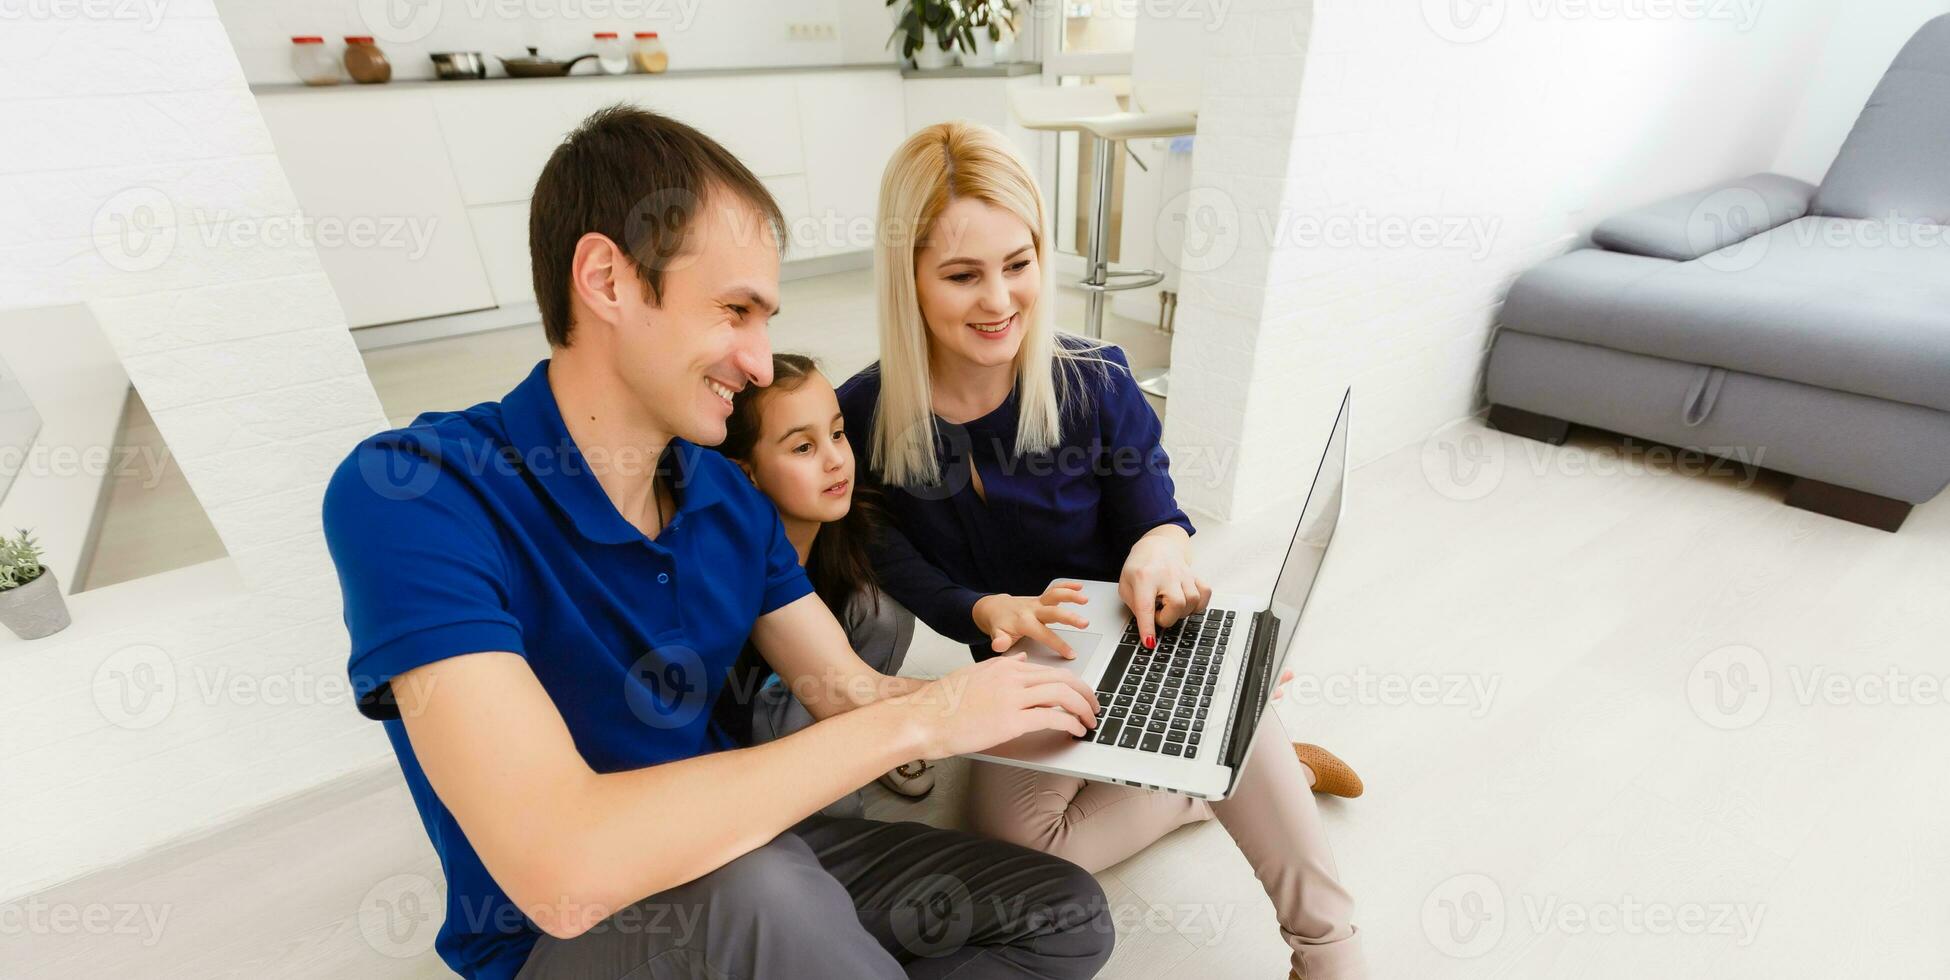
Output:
top-left (954, 0), bottom-right (1018, 68)
top-left (0, 529), bottom-right (69, 640)
top-left (886, 0), bottom-right (959, 70)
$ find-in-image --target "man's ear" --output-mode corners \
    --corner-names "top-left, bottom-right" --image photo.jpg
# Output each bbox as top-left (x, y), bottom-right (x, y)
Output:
top-left (569, 233), bottom-right (627, 329)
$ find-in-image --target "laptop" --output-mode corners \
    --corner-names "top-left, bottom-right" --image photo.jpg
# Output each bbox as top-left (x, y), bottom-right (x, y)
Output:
top-left (968, 389), bottom-right (1350, 800)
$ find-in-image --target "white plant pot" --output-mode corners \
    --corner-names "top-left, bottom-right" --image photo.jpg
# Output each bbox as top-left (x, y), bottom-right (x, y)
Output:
top-left (994, 31), bottom-right (1016, 62)
top-left (0, 567), bottom-right (70, 640)
top-left (958, 32), bottom-right (996, 68)
top-left (914, 41), bottom-right (954, 70)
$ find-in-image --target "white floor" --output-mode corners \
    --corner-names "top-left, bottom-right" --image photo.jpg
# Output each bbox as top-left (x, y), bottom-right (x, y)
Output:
top-left (24, 271), bottom-right (1950, 977)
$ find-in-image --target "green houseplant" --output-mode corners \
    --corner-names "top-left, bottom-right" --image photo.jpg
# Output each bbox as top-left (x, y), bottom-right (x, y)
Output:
top-left (886, 0), bottom-right (959, 70)
top-left (0, 529), bottom-right (70, 640)
top-left (954, 0), bottom-right (1018, 67)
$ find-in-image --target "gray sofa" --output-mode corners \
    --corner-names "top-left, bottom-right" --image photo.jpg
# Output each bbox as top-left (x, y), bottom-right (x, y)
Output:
top-left (1484, 14), bottom-right (1950, 531)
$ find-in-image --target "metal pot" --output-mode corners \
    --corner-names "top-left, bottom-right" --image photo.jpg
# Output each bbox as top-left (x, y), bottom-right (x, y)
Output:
top-left (499, 46), bottom-right (596, 78)
top-left (0, 567), bottom-right (70, 640)
top-left (430, 51), bottom-right (487, 80)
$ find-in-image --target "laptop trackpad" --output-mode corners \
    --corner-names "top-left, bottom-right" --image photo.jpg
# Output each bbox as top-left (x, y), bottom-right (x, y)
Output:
top-left (1009, 630), bottom-right (1106, 676)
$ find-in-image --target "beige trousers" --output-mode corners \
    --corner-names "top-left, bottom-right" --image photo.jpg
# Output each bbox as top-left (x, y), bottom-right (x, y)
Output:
top-left (964, 713), bottom-right (1366, 980)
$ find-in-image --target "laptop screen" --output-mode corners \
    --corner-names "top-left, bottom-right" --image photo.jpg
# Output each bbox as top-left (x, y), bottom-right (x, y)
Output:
top-left (1264, 390), bottom-right (1349, 667)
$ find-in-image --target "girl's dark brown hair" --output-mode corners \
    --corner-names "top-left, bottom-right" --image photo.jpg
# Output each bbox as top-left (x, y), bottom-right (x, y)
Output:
top-left (720, 353), bottom-right (882, 617)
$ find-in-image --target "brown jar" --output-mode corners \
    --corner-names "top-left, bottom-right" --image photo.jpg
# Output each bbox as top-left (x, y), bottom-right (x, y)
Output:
top-left (343, 36), bottom-right (392, 84)
top-left (632, 32), bottom-right (669, 73)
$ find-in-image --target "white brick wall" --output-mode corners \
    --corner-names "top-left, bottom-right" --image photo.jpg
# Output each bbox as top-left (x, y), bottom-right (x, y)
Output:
top-left (0, 6), bottom-right (393, 897)
top-left (1164, 0), bottom-right (1841, 521)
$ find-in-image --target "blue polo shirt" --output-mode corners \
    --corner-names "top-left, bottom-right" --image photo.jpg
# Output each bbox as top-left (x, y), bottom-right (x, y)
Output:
top-left (321, 359), bottom-right (812, 980)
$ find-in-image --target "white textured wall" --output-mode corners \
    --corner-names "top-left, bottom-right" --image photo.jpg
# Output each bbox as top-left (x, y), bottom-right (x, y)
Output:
top-left (1164, 0), bottom-right (1840, 521)
top-left (0, 3), bottom-right (393, 897)
top-left (0, 305), bottom-right (132, 592)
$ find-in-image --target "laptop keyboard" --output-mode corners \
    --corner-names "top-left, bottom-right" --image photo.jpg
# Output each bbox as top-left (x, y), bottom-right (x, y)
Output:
top-left (1085, 609), bottom-right (1235, 758)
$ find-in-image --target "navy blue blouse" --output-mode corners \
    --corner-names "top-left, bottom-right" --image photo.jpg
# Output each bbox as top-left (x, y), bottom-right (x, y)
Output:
top-left (837, 342), bottom-right (1195, 653)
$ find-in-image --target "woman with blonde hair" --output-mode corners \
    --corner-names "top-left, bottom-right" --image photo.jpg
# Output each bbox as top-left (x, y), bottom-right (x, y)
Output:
top-left (836, 121), bottom-right (1369, 979)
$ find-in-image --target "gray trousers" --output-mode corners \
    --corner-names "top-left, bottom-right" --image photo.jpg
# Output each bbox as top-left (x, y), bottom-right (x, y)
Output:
top-left (513, 815), bottom-right (1115, 980)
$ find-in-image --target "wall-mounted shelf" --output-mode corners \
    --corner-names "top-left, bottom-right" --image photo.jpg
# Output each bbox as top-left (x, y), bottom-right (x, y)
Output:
top-left (900, 62), bottom-right (1042, 79)
top-left (250, 61), bottom-right (1040, 95)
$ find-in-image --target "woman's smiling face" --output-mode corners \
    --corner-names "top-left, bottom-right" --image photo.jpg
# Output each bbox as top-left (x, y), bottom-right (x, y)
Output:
top-left (742, 369), bottom-right (855, 526)
top-left (913, 196), bottom-right (1041, 373)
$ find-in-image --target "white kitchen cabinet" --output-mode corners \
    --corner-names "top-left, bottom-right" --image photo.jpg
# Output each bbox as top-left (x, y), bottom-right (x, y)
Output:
top-left (432, 75), bottom-right (811, 209)
top-left (252, 67), bottom-right (1036, 338)
top-left (467, 201), bottom-right (533, 308)
top-left (256, 91), bottom-right (496, 327)
top-left (798, 72), bottom-right (906, 257)
top-left (428, 86), bottom-right (583, 207)
top-left (758, 174), bottom-right (817, 258)
top-left (580, 76), bottom-right (806, 180)
top-left (901, 75), bottom-right (1046, 176)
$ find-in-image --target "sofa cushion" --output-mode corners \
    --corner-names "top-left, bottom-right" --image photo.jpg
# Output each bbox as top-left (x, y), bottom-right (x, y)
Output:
top-left (1593, 173), bottom-right (1815, 261)
top-left (1813, 14), bottom-right (1950, 225)
top-left (1499, 216), bottom-right (1950, 413)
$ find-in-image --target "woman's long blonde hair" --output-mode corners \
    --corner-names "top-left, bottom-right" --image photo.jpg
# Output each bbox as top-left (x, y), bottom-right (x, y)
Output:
top-left (869, 120), bottom-right (1105, 488)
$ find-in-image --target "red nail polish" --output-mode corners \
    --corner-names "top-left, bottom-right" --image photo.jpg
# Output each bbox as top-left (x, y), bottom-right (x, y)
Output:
top-left (1144, 635), bottom-right (1156, 650)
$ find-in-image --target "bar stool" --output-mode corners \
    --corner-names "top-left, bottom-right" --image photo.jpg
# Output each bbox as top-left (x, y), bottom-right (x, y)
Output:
top-left (1124, 83), bottom-right (1202, 399)
top-left (1010, 86), bottom-right (1197, 343)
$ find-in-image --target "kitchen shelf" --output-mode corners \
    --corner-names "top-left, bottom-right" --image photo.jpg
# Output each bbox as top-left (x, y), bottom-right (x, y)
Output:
top-left (900, 62), bottom-right (1042, 79)
top-left (250, 61), bottom-right (1041, 95)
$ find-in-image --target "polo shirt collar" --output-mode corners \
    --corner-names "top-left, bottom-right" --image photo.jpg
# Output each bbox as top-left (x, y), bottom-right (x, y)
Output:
top-left (501, 359), bottom-right (730, 546)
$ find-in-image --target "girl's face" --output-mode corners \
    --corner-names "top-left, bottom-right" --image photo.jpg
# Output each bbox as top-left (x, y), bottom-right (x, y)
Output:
top-left (913, 196), bottom-right (1041, 374)
top-left (743, 370), bottom-right (855, 526)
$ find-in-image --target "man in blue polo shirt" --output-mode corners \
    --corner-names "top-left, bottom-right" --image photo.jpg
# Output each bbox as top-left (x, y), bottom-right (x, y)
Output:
top-left (322, 107), bottom-right (1113, 980)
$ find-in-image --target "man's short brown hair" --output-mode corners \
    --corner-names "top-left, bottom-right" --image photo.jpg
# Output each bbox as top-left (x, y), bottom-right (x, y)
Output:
top-left (529, 105), bottom-right (785, 347)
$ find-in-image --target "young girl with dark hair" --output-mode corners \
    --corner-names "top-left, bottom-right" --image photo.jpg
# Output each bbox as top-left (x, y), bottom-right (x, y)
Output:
top-left (715, 353), bottom-right (934, 806)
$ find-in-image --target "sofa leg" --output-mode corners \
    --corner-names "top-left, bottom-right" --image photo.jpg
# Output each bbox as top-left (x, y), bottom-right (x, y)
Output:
top-left (1785, 477), bottom-right (1912, 532)
top-left (1487, 404), bottom-right (1570, 446)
